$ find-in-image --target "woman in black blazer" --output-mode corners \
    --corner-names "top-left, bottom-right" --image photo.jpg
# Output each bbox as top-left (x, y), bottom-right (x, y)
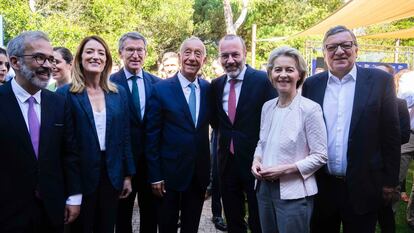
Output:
top-left (57, 35), bottom-right (135, 233)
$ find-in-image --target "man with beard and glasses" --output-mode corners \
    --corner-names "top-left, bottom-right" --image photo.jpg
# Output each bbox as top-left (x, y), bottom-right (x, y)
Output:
top-left (0, 31), bottom-right (81, 233)
top-left (210, 34), bottom-right (277, 233)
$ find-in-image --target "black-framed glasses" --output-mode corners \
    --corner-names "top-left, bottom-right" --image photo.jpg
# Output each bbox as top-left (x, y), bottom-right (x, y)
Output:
top-left (18, 53), bottom-right (57, 65)
top-left (325, 41), bottom-right (355, 53)
top-left (124, 47), bottom-right (146, 56)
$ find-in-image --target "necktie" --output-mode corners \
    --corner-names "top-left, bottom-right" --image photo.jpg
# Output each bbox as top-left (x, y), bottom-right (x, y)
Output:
top-left (131, 76), bottom-right (142, 120)
top-left (28, 96), bottom-right (40, 158)
top-left (188, 83), bottom-right (197, 125)
top-left (228, 78), bottom-right (237, 154)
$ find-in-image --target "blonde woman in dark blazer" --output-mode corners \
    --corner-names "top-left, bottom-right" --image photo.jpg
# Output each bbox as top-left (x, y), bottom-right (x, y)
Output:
top-left (251, 46), bottom-right (327, 233)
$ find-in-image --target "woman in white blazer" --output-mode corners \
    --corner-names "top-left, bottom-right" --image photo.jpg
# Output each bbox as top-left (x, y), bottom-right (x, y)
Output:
top-left (251, 46), bottom-right (328, 233)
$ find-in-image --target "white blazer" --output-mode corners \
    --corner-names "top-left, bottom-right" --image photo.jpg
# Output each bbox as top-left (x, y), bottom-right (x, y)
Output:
top-left (254, 94), bottom-right (328, 200)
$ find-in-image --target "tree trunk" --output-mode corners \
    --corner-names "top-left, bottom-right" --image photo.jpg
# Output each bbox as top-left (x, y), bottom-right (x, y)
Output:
top-left (223, 0), bottom-right (248, 35)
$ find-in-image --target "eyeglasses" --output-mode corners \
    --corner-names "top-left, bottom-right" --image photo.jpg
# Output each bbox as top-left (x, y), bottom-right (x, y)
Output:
top-left (325, 41), bottom-right (355, 53)
top-left (124, 47), bottom-right (145, 56)
top-left (18, 53), bottom-right (57, 65)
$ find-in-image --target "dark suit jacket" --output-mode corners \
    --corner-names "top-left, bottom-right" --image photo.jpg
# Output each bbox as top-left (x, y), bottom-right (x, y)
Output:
top-left (302, 67), bottom-right (401, 214)
top-left (57, 84), bottom-right (135, 195)
top-left (210, 65), bottom-right (277, 183)
top-left (397, 98), bottom-right (411, 145)
top-left (0, 82), bottom-right (81, 228)
top-left (145, 75), bottom-right (211, 191)
top-left (110, 69), bottom-right (160, 165)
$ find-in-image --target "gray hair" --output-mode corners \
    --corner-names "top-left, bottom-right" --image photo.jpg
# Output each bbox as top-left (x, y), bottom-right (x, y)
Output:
top-left (267, 46), bottom-right (307, 89)
top-left (219, 34), bottom-right (246, 52)
top-left (7, 31), bottom-right (50, 57)
top-left (323, 25), bottom-right (358, 47)
top-left (179, 36), bottom-right (206, 56)
top-left (118, 32), bottom-right (147, 53)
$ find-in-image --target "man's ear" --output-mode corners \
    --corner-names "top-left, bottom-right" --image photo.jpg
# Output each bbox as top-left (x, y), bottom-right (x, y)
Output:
top-left (9, 56), bottom-right (21, 71)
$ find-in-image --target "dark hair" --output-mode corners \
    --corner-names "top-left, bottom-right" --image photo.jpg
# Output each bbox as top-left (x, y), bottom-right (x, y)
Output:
top-left (219, 34), bottom-right (247, 52)
top-left (323, 25), bottom-right (358, 47)
top-left (0, 47), bottom-right (9, 70)
top-left (53, 47), bottom-right (73, 64)
top-left (376, 63), bottom-right (395, 75)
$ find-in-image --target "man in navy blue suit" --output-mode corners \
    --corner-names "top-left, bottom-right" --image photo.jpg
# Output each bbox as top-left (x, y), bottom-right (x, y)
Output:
top-left (0, 31), bottom-right (81, 233)
top-left (210, 34), bottom-right (277, 233)
top-left (146, 36), bottom-right (211, 233)
top-left (110, 32), bottom-right (161, 233)
top-left (302, 25), bottom-right (401, 233)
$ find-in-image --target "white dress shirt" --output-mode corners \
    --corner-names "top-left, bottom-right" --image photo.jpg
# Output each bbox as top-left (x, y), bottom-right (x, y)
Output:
top-left (178, 72), bottom-right (200, 125)
top-left (397, 71), bottom-right (414, 130)
top-left (222, 66), bottom-right (247, 115)
top-left (93, 109), bottom-right (106, 151)
top-left (323, 65), bottom-right (357, 176)
top-left (11, 78), bottom-right (82, 205)
top-left (124, 68), bottom-right (146, 119)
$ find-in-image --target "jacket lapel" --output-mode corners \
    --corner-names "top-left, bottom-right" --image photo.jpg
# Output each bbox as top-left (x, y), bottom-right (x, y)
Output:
top-left (349, 67), bottom-right (373, 137)
top-left (75, 91), bottom-right (100, 143)
top-left (104, 92), bottom-right (114, 147)
top-left (197, 79), bottom-right (207, 129)
top-left (38, 91), bottom-right (53, 159)
top-left (217, 75), bottom-right (232, 125)
top-left (171, 76), bottom-right (194, 126)
top-left (314, 73), bottom-right (329, 108)
top-left (114, 70), bottom-right (140, 124)
top-left (1, 82), bottom-right (36, 160)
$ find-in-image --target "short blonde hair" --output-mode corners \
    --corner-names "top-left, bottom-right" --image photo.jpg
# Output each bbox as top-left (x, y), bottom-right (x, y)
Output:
top-left (267, 46), bottom-right (307, 89)
top-left (70, 35), bottom-right (117, 93)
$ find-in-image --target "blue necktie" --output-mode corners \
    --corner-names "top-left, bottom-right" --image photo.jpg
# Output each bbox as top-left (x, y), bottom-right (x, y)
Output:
top-left (188, 83), bottom-right (196, 125)
top-left (131, 76), bottom-right (142, 120)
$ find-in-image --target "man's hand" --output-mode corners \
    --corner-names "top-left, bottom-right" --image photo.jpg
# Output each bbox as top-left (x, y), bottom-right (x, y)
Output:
top-left (119, 177), bottom-right (132, 199)
top-left (64, 205), bottom-right (80, 224)
top-left (152, 181), bottom-right (166, 198)
top-left (383, 186), bottom-right (398, 205)
top-left (251, 158), bottom-right (263, 180)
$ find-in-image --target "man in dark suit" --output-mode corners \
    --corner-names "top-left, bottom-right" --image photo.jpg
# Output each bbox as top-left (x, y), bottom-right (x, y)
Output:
top-left (210, 34), bottom-right (277, 233)
top-left (146, 36), bottom-right (211, 233)
top-left (0, 31), bottom-right (81, 233)
top-left (302, 25), bottom-right (401, 233)
top-left (111, 32), bottom-right (161, 233)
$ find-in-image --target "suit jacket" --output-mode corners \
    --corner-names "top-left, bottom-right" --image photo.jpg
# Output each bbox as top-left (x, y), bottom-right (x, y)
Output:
top-left (302, 67), bottom-right (401, 214)
top-left (145, 75), bottom-right (211, 191)
top-left (57, 84), bottom-right (135, 195)
top-left (110, 69), bottom-right (160, 165)
top-left (211, 65), bottom-right (277, 183)
top-left (254, 95), bottom-right (328, 200)
top-left (397, 98), bottom-right (411, 145)
top-left (0, 81), bottom-right (81, 227)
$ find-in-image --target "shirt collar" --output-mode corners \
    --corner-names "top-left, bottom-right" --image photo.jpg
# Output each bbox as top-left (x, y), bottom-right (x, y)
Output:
top-left (11, 78), bottom-right (42, 104)
top-left (178, 72), bottom-right (199, 89)
top-left (227, 65), bottom-right (247, 83)
top-left (124, 67), bottom-right (143, 80)
top-left (328, 64), bottom-right (357, 83)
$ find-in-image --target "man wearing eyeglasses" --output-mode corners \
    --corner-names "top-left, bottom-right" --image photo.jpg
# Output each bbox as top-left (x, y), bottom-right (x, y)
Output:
top-left (302, 25), bottom-right (401, 233)
top-left (110, 32), bottom-right (160, 233)
top-left (0, 31), bottom-right (81, 233)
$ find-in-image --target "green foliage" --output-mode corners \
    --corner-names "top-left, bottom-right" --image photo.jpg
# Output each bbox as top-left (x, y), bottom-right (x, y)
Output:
top-left (0, 0), bottom-right (413, 72)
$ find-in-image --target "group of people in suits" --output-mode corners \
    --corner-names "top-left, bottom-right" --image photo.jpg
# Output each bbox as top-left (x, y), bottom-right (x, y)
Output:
top-left (0, 24), bottom-right (411, 233)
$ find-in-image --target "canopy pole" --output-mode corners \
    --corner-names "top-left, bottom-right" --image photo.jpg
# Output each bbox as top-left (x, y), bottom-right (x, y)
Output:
top-left (394, 39), bottom-right (400, 63)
